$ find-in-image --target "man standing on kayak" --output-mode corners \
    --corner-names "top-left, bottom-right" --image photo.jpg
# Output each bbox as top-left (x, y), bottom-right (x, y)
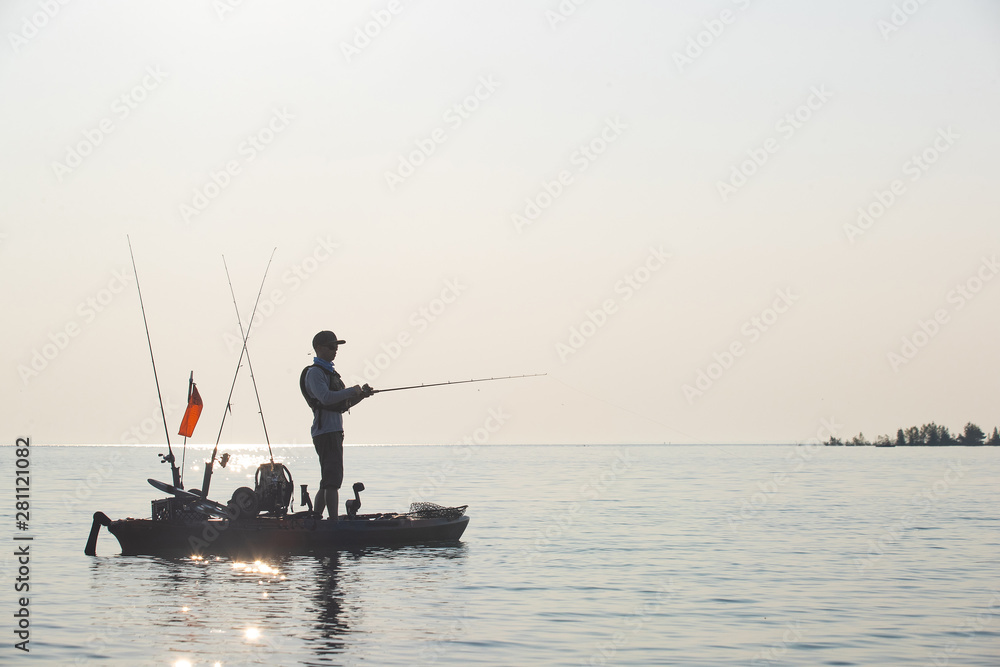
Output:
top-left (300, 330), bottom-right (373, 521)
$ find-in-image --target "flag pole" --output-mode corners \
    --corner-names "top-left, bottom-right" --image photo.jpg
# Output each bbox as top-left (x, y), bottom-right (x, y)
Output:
top-left (180, 371), bottom-right (193, 487)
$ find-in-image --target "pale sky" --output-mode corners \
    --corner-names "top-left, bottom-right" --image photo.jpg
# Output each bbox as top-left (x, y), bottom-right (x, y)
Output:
top-left (2, 0), bottom-right (998, 446)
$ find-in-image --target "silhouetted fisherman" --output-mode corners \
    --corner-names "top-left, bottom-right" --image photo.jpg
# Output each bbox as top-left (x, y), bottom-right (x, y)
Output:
top-left (300, 331), bottom-right (373, 521)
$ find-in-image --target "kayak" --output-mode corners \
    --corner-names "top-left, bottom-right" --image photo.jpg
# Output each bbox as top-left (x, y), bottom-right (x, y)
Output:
top-left (85, 475), bottom-right (469, 558)
top-left (101, 508), bottom-right (470, 558)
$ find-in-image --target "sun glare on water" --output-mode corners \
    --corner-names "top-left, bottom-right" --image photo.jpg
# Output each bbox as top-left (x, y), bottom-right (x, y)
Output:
top-left (231, 560), bottom-right (280, 576)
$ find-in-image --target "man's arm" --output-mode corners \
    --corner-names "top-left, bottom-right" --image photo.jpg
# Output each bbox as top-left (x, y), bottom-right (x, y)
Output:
top-left (305, 368), bottom-right (363, 410)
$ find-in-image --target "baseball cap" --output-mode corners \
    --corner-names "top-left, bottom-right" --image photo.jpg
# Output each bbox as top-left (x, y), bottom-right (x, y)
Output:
top-left (312, 330), bottom-right (346, 349)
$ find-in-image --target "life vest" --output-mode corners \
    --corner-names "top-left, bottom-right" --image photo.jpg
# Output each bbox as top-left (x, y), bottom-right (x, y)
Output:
top-left (299, 364), bottom-right (351, 414)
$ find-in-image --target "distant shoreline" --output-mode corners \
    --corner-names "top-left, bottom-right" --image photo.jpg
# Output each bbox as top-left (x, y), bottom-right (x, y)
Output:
top-left (825, 443), bottom-right (1000, 447)
top-left (827, 422), bottom-right (1000, 447)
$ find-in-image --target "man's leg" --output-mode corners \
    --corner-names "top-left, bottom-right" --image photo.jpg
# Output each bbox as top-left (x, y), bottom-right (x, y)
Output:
top-left (325, 488), bottom-right (339, 522)
top-left (314, 431), bottom-right (345, 520)
top-left (313, 438), bottom-right (328, 518)
top-left (313, 434), bottom-right (332, 519)
top-left (326, 431), bottom-right (344, 522)
top-left (314, 484), bottom-right (326, 518)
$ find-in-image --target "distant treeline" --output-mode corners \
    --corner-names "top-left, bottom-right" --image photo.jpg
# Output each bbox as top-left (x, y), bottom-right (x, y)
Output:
top-left (826, 422), bottom-right (1000, 446)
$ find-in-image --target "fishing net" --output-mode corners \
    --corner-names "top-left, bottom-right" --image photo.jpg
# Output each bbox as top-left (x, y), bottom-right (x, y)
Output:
top-left (406, 502), bottom-right (468, 519)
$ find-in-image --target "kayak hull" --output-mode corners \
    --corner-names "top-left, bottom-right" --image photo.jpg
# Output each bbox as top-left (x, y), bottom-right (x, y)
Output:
top-left (107, 513), bottom-right (470, 558)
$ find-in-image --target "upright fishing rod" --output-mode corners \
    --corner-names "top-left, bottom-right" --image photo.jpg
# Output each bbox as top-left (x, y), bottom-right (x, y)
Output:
top-left (222, 255), bottom-right (273, 464)
top-left (201, 248), bottom-right (276, 498)
top-left (373, 373), bottom-right (546, 394)
top-left (127, 236), bottom-right (181, 488)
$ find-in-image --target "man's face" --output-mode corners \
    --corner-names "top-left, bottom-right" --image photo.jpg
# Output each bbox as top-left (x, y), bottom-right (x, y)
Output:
top-left (318, 343), bottom-right (338, 362)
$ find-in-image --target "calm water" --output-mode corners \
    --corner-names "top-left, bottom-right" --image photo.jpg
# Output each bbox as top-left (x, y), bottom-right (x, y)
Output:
top-left (3, 444), bottom-right (998, 666)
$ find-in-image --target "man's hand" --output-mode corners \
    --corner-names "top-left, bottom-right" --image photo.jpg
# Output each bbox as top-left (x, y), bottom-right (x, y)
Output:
top-left (348, 384), bottom-right (375, 400)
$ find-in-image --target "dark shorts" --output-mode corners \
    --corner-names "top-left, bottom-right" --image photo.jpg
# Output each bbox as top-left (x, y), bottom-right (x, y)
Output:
top-left (313, 431), bottom-right (344, 490)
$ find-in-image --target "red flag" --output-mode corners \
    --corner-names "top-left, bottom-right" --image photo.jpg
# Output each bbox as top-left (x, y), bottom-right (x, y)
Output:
top-left (178, 383), bottom-right (203, 438)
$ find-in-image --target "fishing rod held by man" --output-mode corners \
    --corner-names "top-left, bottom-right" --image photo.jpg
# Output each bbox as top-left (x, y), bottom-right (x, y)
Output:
top-left (371, 373), bottom-right (546, 394)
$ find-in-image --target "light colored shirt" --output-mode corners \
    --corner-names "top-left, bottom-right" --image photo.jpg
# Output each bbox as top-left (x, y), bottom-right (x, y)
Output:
top-left (304, 365), bottom-right (357, 437)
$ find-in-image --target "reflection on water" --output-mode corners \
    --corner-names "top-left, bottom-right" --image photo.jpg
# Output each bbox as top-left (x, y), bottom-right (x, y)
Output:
top-left (43, 445), bottom-right (1000, 665)
top-left (86, 543), bottom-right (469, 665)
top-left (304, 553), bottom-right (347, 661)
